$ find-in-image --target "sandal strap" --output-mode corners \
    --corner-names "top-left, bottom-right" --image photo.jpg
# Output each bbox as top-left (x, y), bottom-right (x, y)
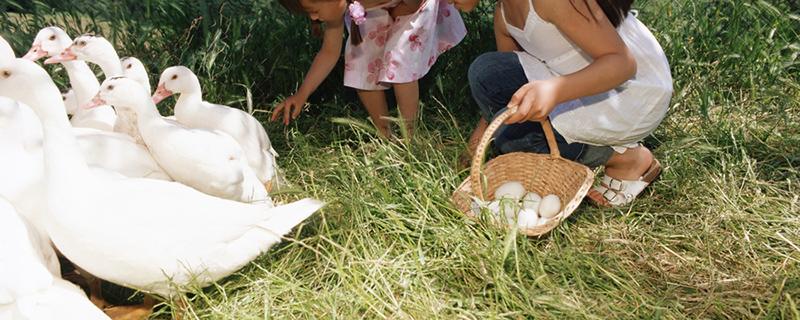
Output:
top-left (602, 176), bottom-right (626, 192)
top-left (590, 158), bottom-right (662, 207)
top-left (603, 188), bottom-right (621, 202)
top-left (594, 177), bottom-right (649, 206)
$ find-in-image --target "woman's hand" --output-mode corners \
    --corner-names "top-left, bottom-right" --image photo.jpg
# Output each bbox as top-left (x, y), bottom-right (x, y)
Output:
top-left (504, 80), bottom-right (559, 124)
top-left (271, 94), bottom-right (308, 125)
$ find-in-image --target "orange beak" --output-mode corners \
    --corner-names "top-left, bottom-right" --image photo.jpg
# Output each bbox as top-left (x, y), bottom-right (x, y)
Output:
top-left (82, 94), bottom-right (106, 110)
top-left (22, 44), bottom-right (47, 61)
top-left (44, 47), bottom-right (77, 64)
top-left (152, 83), bottom-right (173, 104)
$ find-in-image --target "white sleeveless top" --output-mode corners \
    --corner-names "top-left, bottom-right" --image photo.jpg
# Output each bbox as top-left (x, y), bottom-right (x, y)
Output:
top-left (500, 0), bottom-right (673, 151)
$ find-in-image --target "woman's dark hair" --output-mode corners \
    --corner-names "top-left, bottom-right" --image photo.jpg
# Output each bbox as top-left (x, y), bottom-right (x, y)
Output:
top-left (570, 0), bottom-right (633, 28)
top-left (277, 0), bottom-right (363, 45)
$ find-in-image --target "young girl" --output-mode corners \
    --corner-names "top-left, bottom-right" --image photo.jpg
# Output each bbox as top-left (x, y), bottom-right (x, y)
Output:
top-left (273, 0), bottom-right (467, 137)
top-left (454, 0), bottom-right (673, 207)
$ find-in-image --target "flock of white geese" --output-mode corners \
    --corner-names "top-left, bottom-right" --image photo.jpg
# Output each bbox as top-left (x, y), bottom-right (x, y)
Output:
top-left (0, 27), bottom-right (324, 319)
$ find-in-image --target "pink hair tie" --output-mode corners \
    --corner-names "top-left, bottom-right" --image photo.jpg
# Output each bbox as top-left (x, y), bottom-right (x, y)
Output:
top-left (349, 1), bottom-right (367, 25)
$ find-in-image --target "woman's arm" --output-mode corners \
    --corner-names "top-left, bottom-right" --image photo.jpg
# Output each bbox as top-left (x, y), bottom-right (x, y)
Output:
top-left (505, 0), bottom-right (637, 123)
top-left (272, 18), bottom-right (345, 124)
top-left (495, 2), bottom-right (522, 52)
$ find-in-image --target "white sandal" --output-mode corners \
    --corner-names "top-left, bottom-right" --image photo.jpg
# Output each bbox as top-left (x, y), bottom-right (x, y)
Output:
top-left (588, 158), bottom-right (662, 207)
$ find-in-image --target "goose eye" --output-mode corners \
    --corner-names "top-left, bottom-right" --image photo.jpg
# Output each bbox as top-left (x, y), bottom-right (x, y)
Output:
top-left (107, 85), bottom-right (115, 91)
top-left (79, 41), bottom-right (86, 46)
top-left (62, 95), bottom-right (67, 101)
top-left (49, 35), bottom-right (56, 41)
top-left (171, 75), bottom-right (178, 80)
top-left (1, 71), bottom-right (10, 78)
top-left (126, 64), bottom-right (132, 69)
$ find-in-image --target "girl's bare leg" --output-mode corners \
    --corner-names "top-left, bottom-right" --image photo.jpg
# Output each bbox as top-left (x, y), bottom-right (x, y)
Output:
top-left (393, 80), bottom-right (420, 138)
top-left (357, 89), bottom-right (391, 137)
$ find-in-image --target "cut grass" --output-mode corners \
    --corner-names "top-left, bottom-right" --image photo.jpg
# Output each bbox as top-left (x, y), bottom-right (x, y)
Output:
top-left (2, 0), bottom-right (799, 318)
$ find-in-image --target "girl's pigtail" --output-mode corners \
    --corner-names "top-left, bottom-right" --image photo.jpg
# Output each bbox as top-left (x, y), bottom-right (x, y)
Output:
top-left (347, 0), bottom-right (365, 46)
top-left (350, 20), bottom-right (363, 45)
top-left (311, 21), bottom-right (323, 38)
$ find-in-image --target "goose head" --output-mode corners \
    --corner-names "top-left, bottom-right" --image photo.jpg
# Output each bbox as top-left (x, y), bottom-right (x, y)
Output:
top-left (0, 59), bottom-right (64, 120)
top-left (23, 27), bottom-right (73, 61)
top-left (152, 66), bottom-right (200, 104)
top-left (85, 76), bottom-right (151, 114)
top-left (0, 36), bottom-right (14, 60)
top-left (62, 89), bottom-right (79, 115)
top-left (121, 56), bottom-right (151, 93)
top-left (44, 34), bottom-right (116, 67)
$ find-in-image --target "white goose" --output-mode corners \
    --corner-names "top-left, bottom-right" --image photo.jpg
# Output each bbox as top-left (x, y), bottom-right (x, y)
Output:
top-left (46, 34), bottom-right (143, 144)
top-left (87, 76), bottom-right (271, 204)
top-left (1, 36), bottom-right (169, 214)
top-left (2, 37), bottom-right (165, 278)
top-left (24, 26), bottom-right (117, 131)
top-left (0, 197), bottom-right (109, 320)
top-left (0, 59), bottom-right (323, 316)
top-left (0, 99), bottom-right (59, 278)
top-left (122, 56), bottom-right (181, 123)
top-left (120, 56), bottom-right (151, 93)
top-left (154, 66), bottom-right (281, 191)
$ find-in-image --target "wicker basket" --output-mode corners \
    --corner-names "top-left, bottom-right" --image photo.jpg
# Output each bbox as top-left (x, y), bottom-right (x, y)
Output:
top-left (452, 108), bottom-right (595, 236)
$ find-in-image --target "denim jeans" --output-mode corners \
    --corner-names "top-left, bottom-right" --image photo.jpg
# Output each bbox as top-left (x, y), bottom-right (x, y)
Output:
top-left (468, 51), bottom-right (613, 168)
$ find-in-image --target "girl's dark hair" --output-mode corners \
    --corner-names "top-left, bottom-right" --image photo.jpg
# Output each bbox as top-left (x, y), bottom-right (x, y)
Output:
top-left (277, 0), bottom-right (363, 45)
top-left (570, 0), bottom-right (633, 28)
top-left (278, 0), bottom-right (303, 14)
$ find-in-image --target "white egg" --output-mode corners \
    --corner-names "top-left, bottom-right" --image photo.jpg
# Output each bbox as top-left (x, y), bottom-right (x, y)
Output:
top-left (536, 216), bottom-right (550, 226)
top-left (521, 192), bottom-right (542, 210)
top-left (516, 208), bottom-right (540, 228)
top-left (493, 181), bottom-right (526, 201)
top-left (538, 194), bottom-right (562, 219)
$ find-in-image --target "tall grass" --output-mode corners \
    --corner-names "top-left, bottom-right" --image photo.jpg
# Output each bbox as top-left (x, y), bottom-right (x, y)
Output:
top-left (2, 0), bottom-right (799, 318)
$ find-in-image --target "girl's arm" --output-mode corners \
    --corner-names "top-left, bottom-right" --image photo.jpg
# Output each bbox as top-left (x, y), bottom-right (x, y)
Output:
top-left (505, 0), bottom-right (637, 123)
top-left (495, 2), bottom-right (522, 52)
top-left (272, 18), bottom-right (345, 125)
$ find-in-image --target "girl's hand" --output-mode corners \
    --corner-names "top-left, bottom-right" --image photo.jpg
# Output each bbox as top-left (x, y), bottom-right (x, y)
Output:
top-left (271, 94), bottom-right (308, 125)
top-left (505, 80), bottom-right (559, 124)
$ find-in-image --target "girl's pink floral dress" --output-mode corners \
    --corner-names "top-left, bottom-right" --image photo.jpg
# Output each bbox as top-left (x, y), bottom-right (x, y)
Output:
top-left (344, 0), bottom-right (467, 90)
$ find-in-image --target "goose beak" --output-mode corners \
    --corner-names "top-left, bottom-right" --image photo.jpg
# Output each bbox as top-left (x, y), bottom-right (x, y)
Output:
top-left (152, 83), bottom-right (173, 104)
top-left (44, 47), bottom-right (77, 64)
top-left (22, 44), bottom-right (47, 61)
top-left (82, 95), bottom-right (106, 110)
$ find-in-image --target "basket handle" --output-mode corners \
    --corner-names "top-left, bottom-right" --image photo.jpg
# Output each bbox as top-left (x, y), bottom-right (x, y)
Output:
top-left (470, 106), bottom-right (561, 200)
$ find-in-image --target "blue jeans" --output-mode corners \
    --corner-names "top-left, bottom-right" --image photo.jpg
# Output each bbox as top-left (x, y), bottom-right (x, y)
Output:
top-left (468, 51), bottom-right (613, 168)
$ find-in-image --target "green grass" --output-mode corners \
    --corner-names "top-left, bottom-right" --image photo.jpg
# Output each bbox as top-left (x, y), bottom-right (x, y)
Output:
top-left (2, 0), bottom-right (800, 318)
